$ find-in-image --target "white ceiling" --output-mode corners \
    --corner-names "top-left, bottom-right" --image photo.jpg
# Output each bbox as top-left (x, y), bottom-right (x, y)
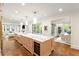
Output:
top-left (2, 3), bottom-right (79, 23)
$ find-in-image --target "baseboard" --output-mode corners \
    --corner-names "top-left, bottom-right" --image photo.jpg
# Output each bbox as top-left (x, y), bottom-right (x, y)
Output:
top-left (71, 45), bottom-right (79, 50)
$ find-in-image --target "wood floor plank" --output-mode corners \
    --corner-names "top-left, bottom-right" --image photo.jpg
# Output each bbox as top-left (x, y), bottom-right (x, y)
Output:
top-left (2, 37), bottom-right (79, 56)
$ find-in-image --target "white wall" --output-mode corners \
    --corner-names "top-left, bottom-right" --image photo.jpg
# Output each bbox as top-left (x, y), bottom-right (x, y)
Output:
top-left (48, 13), bottom-right (79, 50)
top-left (28, 22), bottom-right (32, 33)
top-left (42, 16), bottom-right (71, 36)
top-left (24, 19), bottom-right (52, 35)
top-left (2, 23), bottom-right (20, 35)
top-left (71, 13), bottom-right (79, 50)
top-left (3, 12), bottom-right (79, 50)
top-left (41, 20), bottom-right (51, 35)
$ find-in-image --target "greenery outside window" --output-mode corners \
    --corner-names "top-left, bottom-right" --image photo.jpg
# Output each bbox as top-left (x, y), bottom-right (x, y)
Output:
top-left (32, 23), bottom-right (42, 34)
top-left (64, 24), bottom-right (71, 34)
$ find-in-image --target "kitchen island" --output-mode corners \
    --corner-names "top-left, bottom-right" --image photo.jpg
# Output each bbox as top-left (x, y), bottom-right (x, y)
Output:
top-left (10, 33), bottom-right (54, 56)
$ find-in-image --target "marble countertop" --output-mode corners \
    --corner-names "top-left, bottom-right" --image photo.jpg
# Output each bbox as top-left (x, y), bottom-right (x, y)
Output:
top-left (14, 32), bottom-right (54, 42)
top-left (3, 32), bottom-right (70, 45)
top-left (54, 37), bottom-right (70, 45)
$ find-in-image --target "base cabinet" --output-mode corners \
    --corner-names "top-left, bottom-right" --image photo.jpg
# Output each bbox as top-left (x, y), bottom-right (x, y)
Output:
top-left (14, 35), bottom-right (34, 55)
top-left (34, 39), bottom-right (52, 56)
top-left (10, 34), bottom-right (52, 56)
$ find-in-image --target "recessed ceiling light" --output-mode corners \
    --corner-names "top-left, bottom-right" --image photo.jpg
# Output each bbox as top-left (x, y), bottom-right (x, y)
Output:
top-left (21, 3), bottom-right (25, 6)
top-left (15, 11), bottom-right (18, 14)
top-left (58, 8), bottom-right (63, 12)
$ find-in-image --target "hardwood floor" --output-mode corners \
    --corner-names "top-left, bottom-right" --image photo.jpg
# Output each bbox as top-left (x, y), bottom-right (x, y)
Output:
top-left (3, 37), bottom-right (33, 56)
top-left (70, 48), bottom-right (79, 56)
top-left (50, 43), bottom-right (71, 56)
top-left (2, 37), bottom-right (79, 56)
top-left (0, 49), bottom-right (1, 56)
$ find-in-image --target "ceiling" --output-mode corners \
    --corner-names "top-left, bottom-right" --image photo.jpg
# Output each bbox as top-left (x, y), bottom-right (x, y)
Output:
top-left (2, 3), bottom-right (79, 23)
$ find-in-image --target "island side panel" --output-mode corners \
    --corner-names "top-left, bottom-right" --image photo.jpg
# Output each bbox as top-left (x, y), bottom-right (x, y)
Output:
top-left (40, 39), bottom-right (52, 56)
top-left (14, 35), bottom-right (34, 55)
top-left (22, 37), bottom-right (34, 54)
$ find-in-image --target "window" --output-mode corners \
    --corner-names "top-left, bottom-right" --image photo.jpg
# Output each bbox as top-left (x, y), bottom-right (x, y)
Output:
top-left (64, 24), bottom-right (71, 34)
top-left (32, 23), bottom-right (42, 34)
